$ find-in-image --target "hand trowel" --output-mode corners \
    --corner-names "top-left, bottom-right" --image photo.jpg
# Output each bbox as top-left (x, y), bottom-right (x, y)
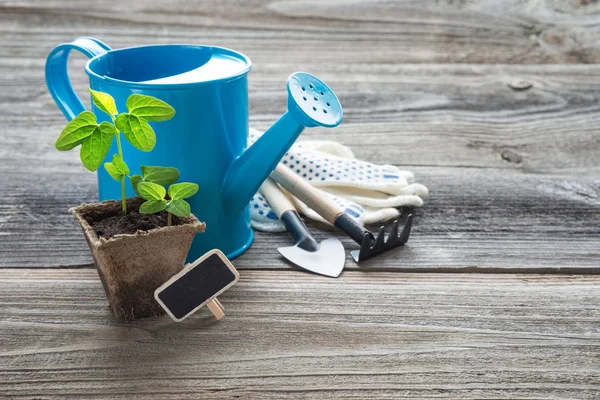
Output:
top-left (259, 178), bottom-right (345, 277)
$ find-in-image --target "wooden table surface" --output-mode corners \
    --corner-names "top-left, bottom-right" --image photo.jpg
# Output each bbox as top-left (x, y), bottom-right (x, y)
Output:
top-left (1, 1), bottom-right (599, 398)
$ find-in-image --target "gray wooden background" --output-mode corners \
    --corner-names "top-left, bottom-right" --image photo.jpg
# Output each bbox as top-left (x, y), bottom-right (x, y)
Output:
top-left (1, 0), bottom-right (599, 398)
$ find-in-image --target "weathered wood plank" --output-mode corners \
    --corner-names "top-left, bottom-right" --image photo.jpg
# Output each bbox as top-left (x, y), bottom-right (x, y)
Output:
top-left (0, 269), bottom-right (599, 399)
top-left (4, 61), bottom-right (600, 171)
top-left (9, 165), bottom-right (599, 271)
top-left (1, 62), bottom-right (598, 270)
top-left (2, 0), bottom-right (600, 64)
top-left (1, 1), bottom-right (599, 398)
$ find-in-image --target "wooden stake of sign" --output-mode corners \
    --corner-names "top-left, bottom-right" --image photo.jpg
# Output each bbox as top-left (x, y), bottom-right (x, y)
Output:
top-left (206, 299), bottom-right (225, 319)
top-left (214, 298), bottom-right (224, 312)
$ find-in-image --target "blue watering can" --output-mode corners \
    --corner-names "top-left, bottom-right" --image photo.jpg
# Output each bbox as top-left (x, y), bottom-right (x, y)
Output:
top-left (45, 37), bottom-right (343, 260)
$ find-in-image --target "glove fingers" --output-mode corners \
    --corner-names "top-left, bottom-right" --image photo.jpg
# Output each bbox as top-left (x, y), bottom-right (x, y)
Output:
top-left (360, 194), bottom-right (424, 208)
top-left (312, 181), bottom-right (412, 194)
top-left (379, 164), bottom-right (415, 181)
top-left (334, 189), bottom-right (424, 208)
top-left (325, 184), bottom-right (428, 206)
top-left (362, 207), bottom-right (402, 224)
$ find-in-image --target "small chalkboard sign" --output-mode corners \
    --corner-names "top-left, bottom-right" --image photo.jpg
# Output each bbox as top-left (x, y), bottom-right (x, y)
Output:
top-left (154, 249), bottom-right (240, 322)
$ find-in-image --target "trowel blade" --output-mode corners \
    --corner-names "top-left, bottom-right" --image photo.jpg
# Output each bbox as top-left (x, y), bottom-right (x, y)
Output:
top-left (278, 237), bottom-right (345, 278)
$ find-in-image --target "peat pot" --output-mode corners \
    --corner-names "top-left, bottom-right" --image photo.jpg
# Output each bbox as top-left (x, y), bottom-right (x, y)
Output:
top-left (71, 197), bottom-right (205, 321)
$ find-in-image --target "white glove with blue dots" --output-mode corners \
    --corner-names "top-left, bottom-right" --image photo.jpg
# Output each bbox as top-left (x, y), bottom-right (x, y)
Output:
top-left (249, 128), bottom-right (428, 232)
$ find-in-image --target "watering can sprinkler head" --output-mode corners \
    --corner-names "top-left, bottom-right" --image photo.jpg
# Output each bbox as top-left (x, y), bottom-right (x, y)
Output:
top-left (286, 72), bottom-right (343, 128)
top-left (221, 72), bottom-right (343, 216)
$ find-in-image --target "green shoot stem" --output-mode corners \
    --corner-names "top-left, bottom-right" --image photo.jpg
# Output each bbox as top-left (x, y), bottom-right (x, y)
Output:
top-left (120, 178), bottom-right (126, 213)
top-left (112, 114), bottom-right (127, 213)
top-left (167, 212), bottom-right (172, 227)
top-left (115, 130), bottom-right (123, 156)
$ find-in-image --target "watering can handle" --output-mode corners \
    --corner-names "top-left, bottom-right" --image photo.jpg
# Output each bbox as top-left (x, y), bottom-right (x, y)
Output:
top-left (45, 37), bottom-right (111, 121)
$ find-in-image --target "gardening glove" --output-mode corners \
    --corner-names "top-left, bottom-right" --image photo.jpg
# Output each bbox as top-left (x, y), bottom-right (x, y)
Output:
top-left (249, 128), bottom-right (428, 232)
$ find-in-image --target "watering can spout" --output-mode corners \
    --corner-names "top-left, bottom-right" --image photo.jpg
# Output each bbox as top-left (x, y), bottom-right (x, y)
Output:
top-left (221, 72), bottom-right (343, 217)
top-left (221, 112), bottom-right (304, 216)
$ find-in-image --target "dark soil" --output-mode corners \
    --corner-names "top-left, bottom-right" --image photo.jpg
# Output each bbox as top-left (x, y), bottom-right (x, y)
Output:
top-left (85, 206), bottom-right (183, 239)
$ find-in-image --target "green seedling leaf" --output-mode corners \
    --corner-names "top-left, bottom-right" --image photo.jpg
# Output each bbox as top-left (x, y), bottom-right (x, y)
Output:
top-left (79, 122), bottom-right (116, 171)
top-left (104, 154), bottom-right (130, 181)
top-left (55, 111), bottom-right (98, 151)
top-left (168, 182), bottom-right (199, 200)
top-left (104, 163), bottom-right (122, 181)
top-left (112, 154), bottom-right (129, 175)
top-left (141, 165), bottom-right (180, 186)
top-left (99, 121), bottom-right (117, 135)
top-left (138, 181), bottom-right (166, 201)
top-left (139, 199), bottom-right (168, 214)
top-left (126, 94), bottom-right (175, 122)
top-left (115, 113), bottom-right (156, 152)
top-left (166, 199), bottom-right (191, 217)
top-left (130, 174), bottom-right (143, 196)
top-left (88, 88), bottom-right (117, 117)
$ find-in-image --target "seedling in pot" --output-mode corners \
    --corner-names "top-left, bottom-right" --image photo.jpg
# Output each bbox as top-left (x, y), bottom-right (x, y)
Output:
top-left (137, 181), bottom-right (199, 226)
top-left (55, 88), bottom-right (176, 213)
top-left (53, 88), bottom-right (206, 321)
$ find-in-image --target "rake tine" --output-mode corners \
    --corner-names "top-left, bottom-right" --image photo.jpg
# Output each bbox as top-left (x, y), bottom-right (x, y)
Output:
top-left (347, 214), bottom-right (415, 262)
top-left (387, 220), bottom-right (400, 246)
top-left (374, 226), bottom-right (386, 250)
top-left (352, 232), bottom-right (374, 262)
top-left (360, 232), bottom-right (374, 254)
top-left (399, 214), bottom-right (413, 244)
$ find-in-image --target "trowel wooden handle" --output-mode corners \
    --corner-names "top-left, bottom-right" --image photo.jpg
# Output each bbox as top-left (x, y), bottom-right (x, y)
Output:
top-left (271, 164), bottom-right (343, 224)
top-left (259, 178), bottom-right (295, 218)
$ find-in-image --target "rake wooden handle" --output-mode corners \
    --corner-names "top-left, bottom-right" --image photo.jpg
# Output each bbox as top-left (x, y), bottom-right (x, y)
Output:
top-left (271, 164), bottom-right (344, 224)
top-left (259, 178), bottom-right (295, 218)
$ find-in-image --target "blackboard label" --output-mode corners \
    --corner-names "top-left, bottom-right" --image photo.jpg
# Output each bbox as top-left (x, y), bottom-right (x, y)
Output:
top-left (154, 249), bottom-right (240, 322)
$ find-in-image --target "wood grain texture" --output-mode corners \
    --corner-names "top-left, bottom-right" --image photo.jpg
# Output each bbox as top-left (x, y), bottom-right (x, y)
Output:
top-left (2, 0), bottom-right (600, 65)
top-left (0, 269), bottom-right (599, 399)
top-left (1, 61), bottom-right (598, 270)
top-left (1, 2), bottom-right (600, 396)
